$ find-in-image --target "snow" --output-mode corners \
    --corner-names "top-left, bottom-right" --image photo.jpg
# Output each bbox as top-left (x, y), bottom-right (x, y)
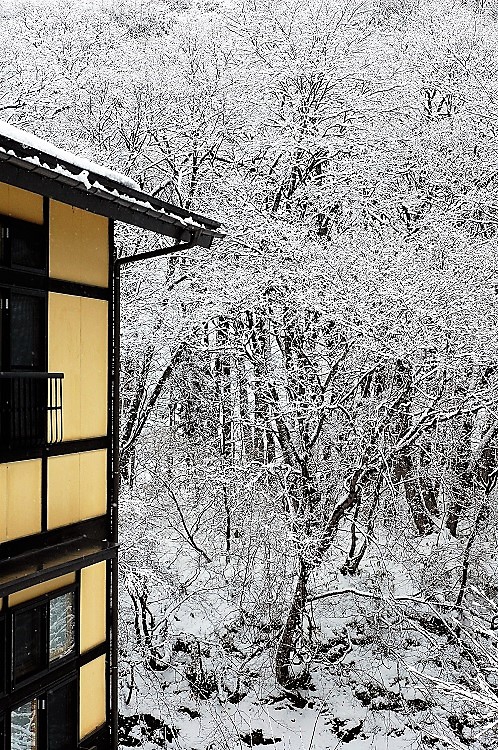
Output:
top-left (0, 119), bottom-right (140, 191)
top-left (0, 124), bottom-right (209, 231)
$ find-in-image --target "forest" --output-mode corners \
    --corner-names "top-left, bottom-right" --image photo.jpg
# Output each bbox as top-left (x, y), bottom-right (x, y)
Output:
top-left (2, 0), bottom-right (498, 747)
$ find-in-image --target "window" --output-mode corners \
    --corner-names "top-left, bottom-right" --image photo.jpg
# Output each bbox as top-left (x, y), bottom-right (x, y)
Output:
top-left (12, 589), bottom-right (76, 687)
top-left (47, 680), bottom-right (77, 750)
top-left (13, 606), bottom-right (46, 682)
top-left (10, 679), bottom-right (77, 750)
top-left (0, 287), bottom-right (48, 452)
top-left (0, 217), bottom-right (46, 272)
top-left (0, 289), bottom-right (46, 373)
top-left (9, 292), bottom-right (45, 371)
top-left (11, 699), bottom-right (37, 750)
top-left (0, 213), bottom-right (48, 454)
top-left (49, 593), bottom-right (76, 662)
top-left (5, 585), bottom-right (79, 750)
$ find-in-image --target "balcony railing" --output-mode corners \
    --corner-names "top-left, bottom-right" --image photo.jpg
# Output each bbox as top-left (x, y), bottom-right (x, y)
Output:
top-left (0, 372), bottom-right (64, 451)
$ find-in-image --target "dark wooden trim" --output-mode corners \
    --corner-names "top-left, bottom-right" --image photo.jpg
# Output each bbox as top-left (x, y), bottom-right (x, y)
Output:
top-left (48, 277), bottom-right (110, 300)
top-left (0, 517), bottom-right (107, 563)
top-left (0, 436), bottom-right (110, 463)
top-left (79, 642), bottom-right (107, 668)
top-left (46, 436), bottom-right (109, 457)
top-left (79, 723), bottom-right (110, 750)
top-left (0, 268), bottom-right (110, 300)
top-left (0, 544), bottom-right (117, 598)
top-left (0, 444), bottom-right (43, 463)
top-left (107, 219), bottom-right (114, 543)
top-left (41, 451), bottom-right (47, 533)
top-left (106, 220), bottom-right (115, 750)
top-left (111, 226), bottom-right (119, 750)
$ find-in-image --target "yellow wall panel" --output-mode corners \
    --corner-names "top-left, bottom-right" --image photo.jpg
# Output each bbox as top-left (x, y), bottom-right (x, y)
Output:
top-left (80, 655), bottom-right (106, 739)
top-left (80, 561), bottom-right (106, 653)
top-left (47, 453), bottom-right (80, 528)
top-left (48, 293), bottom-right (108, 441)
top-left (47, 450), bottom-right (107, 529)
top-left (80, 298), bottom-right (108, 438)
top-left (0, 466), bottom-right (7, 543)
top-left (49, 293), bottom-right (81, 441)
top-left (0, 182), bottom-right (43, 224)
top-left (79, 450), bottom-right (107, 519)
top-left (9, 572), bottom-right (75, 607)
top-left (0, 460), bottom-right (41, 543)
top-left (49, 200), bottom-right (108, 287)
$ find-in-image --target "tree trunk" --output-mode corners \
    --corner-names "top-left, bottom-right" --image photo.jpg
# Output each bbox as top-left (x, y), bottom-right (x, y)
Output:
top-left (275, 558), bottom-right (308, 687)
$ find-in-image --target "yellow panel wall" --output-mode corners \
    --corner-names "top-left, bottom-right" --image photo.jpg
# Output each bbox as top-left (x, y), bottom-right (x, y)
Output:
top-left (80, 297), bottom-right (108, 438)
top-left (80, 561), bottom-right (106, 653)
top-left (80, 655), bottom-right (106, 740)
top-left (48, 293), bottom-right (108, 441)
top-left (49, 200), bottom-right (109, 287)
top-left (0, 460), bottom-right (41, 542)
top-left (47, 449), bottom-right (106, 529)
top-left (9, 572), bottom-right (75, 607)
top-left (0, 182), bottom-right (43, 224)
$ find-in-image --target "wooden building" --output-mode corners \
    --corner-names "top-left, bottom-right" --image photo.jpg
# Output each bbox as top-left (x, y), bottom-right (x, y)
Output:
top-left (0, 123), bottom-right (221, 750)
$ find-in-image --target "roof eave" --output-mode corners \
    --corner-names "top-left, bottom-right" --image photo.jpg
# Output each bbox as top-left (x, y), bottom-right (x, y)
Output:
top-left (0, 152), bottom-right (223, 249)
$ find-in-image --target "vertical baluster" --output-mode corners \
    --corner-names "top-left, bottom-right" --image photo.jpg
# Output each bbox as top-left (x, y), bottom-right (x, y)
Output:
top-left (56, 376), bottom-right (59, 443)
top-left (59, 375), bottom-right (63, 442)
top-left (52, 376), bottom-right (56, 443)
top-left (46, 376), bottom-right (49, 444)
top-left (50, 376), bottom-right (53, 444)
top-left (52, 376), bottom-right (55, 443)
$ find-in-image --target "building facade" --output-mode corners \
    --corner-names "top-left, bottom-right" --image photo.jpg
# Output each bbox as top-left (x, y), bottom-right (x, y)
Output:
top-left (0, 124), bottom-right (220, 750)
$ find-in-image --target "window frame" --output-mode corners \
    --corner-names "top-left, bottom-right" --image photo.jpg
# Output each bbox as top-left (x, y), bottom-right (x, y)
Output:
top-left (9, 671), bottom-right (78, 750)
top-left (10, 584), bottom-right (78, 692)
top-left (0, 284), bottom-right (48, 459)
top-left (0, 215), bottom-right (47, 275)
top-left (0, 285), bottom-right (47, 374)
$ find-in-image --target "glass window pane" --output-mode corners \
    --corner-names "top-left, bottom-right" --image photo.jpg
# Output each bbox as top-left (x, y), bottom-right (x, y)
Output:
top-left (11, 223), bottom-right (45, 270)
top-left (13, 606), bottom-right (46, 682)
top-left (10, 293), bottom-right (45, 371)
top-left (11, 699), bottom-right (37, 750)
top-left (47, 680), bottom-right (77, 750)
top-left (49, 593), bottom-right (75, 662)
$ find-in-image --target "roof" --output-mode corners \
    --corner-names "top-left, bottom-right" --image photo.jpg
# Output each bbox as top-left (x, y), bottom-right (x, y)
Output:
top-left (0, 121), bottom-right (222, 249)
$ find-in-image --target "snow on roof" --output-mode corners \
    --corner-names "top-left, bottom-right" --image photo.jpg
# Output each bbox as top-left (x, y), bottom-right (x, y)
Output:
top-left (0, 119), bottom-right (140, 191)
top-left (0, 119), bottom-right (222, 244)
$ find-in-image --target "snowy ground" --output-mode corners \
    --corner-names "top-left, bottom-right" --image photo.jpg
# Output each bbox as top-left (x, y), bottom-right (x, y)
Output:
top-left (118, 526), bottom-right (498, 750)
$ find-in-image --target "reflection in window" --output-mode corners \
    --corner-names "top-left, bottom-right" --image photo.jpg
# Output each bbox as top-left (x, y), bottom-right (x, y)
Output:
top-left (49, 592), bottom-right (75, 662)
top-left (11, 699), bottom-right (37, 750)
